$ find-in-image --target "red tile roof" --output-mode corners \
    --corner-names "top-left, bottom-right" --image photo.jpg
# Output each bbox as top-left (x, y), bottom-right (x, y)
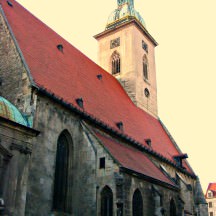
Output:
top-left (206, 183), bottom-right (216, 198)
top-left (95, 131), bottom-right (177, 187)
top-left (0, 0), bottom-right (194, 174)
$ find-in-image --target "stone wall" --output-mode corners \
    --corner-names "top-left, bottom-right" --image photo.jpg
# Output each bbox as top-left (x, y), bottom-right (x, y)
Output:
top-left (122, 173), bottom-right (180, 216)
top-left (0, 118), bottom-right (37, 216)
top-left (25, 95), bottom-right (98, 216)
top-left (0, 9), bottom-right (35, 118)
top-left (95, 21), bottom-right (158, 117)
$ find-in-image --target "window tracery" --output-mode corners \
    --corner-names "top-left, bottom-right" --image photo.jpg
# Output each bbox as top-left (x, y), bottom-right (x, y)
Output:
top-left (111, 51), bottom-right (121, 75)
top-left (101, 186), bottom-right (113, 216)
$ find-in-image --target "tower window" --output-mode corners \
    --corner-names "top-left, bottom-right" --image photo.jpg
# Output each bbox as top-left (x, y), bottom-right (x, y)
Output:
top-left (144, 88), bottom-right (150, 98)
top-left (111, 51), bottom-right (120, 75)
top-left (143, 55), bottom-right (148, 80)
top-left (142, 40), bottom-right (148, 53)
top-left (110, 37), bottom-right (120, 49)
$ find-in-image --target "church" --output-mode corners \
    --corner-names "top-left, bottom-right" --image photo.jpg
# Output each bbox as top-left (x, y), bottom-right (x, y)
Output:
top-left (0, 0), bottom-right (208, 215)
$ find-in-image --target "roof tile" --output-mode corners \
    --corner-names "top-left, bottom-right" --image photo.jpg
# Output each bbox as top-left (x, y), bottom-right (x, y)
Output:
top-left (1, 0), bottom-right (193, 174)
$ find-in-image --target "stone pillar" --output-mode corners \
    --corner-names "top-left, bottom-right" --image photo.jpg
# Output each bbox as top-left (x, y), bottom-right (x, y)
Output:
top-left (152, 186), bottom-right (165, 216)
top-left (115, 173), bottom-right (124, 216)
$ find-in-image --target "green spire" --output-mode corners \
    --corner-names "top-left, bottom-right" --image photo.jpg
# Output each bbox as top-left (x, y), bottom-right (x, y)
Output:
top-left (106, 0), bottom-right (146, 29)
top-left (117, 0), bottom-right (134, 7)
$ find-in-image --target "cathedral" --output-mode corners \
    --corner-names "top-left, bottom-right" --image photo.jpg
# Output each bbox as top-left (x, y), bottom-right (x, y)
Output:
top-left (0, 0), bottom-right (208, 215)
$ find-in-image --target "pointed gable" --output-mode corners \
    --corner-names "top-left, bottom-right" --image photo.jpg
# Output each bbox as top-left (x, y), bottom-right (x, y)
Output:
top-left (0, 0), bottom-right (194, 175)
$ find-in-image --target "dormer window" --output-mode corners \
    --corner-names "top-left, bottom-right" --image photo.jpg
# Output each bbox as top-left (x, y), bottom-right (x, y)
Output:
top-left (145, 139), bottom-right (151, 147)
top-left (57, 44), bottom-right (63, 52)
top-left (173, 154), bottom-right (188, 168)
top-left (208, 191), bottom-right (213, 198)
top-left (111, 51), bottom-right (120, 75)
top-left (116, 121), bottom-right (123, 131)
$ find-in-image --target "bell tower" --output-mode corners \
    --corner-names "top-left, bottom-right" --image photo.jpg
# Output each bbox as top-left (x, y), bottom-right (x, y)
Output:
top-left (94, 0), bottom-right (158, 117)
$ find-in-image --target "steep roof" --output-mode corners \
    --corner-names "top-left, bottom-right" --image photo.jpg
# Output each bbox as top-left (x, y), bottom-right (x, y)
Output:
top-left (95, 131), bottom-right (177, 188)
top-left (0, 0), bottom-right (194, 175)
top-left (206, 183), bottom-right (216, 198)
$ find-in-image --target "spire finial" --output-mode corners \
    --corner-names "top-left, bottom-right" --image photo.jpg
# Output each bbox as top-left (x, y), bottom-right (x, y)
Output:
top-left (106, 0), bottom-right (146, 29)
top-left (117, 0), bottom-right (134, 8)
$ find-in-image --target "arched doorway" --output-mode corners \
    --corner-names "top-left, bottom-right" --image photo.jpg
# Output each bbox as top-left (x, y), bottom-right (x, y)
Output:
top-left (101, 186), bottom-right (113, 216)
top-left (133, 189), bottom-right (143, 216)
top-left (170, 198), bottom-right (176, 216)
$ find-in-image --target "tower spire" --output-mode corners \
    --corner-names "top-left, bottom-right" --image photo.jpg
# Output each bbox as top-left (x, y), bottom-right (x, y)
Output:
top-left (95, 0), bottom-right (158, 117)
top-left (106, 0), bottom-right (145, 30)
top-left (117, 0), bottom-right (134, 8)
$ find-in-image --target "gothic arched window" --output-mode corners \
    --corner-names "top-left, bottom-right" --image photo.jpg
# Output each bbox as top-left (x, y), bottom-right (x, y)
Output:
top-left (111, 51), bottom-right (121, 75)
top-left (143, 55), bottom-right (148, 80)
top-left (53, 130), bottom-right (72, 213)
top-left (133, 189), bottom-right (143, 216)
top-left (170, 198), bottom-right (176, 216)
top-left (101, 186), bottom-right (113, 216)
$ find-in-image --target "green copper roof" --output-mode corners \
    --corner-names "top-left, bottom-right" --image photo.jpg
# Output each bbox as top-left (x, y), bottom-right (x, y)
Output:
top-left (0, 96), bottom-right (28, 127)
top-left (106, 0), bottom-right (146, 29)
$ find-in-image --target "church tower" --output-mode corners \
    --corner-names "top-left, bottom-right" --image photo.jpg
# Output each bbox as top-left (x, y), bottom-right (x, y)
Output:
top-left (95, 0), bottom-right (158, 117)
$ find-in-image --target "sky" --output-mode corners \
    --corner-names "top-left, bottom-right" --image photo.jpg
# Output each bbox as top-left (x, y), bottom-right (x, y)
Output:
top-left (16, 0), bottom-right (216, 192)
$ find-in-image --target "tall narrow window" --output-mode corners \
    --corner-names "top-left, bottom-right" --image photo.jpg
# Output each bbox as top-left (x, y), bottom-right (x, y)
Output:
top-left (53, 131), bottom-right (72, 213)
top-left (143, 55), bottom-right (148, 80)
top-left (111, 51), bottom-right (121, 75)
top-left (133, 189), bottom-right (143, 216)
top-left (101, 186), bottom-right (113, 216)
top-left (170, 198), bottom-right (176, 216)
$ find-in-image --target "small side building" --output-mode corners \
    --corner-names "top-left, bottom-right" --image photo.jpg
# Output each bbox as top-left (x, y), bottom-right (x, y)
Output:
top-left (0, 96), bottom-right (39, 215)
top-left (206, 183), bottom-right (216, 216)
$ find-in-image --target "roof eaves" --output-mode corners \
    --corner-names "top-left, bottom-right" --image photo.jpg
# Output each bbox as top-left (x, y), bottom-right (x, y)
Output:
top-left (36, 86), bottom-right (197, 179)
top-left (0, 116), bottom-right (40, 136)
top-left (0, 5), bottom-right (37, 88)
top-left (94, 19), bottom-right (158, 47)
top-left (120, 167), bottom-right (179, 191)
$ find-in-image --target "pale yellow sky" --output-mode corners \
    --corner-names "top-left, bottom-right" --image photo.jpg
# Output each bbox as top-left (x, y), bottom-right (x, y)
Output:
top-left (16, 0), bottom-right (216, 192)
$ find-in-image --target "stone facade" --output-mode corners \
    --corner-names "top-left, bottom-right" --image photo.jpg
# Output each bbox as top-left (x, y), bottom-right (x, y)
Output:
top-left (95, 21), bottom-right (158, 117)
top-left (0, 117), bottom-right (38, 216)
top-left (0, 6), bottom-right (36, 123)
top-left (205, 183), bottom-right (216, 216)
top-left (0, 1), bottom-right (208, 216)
